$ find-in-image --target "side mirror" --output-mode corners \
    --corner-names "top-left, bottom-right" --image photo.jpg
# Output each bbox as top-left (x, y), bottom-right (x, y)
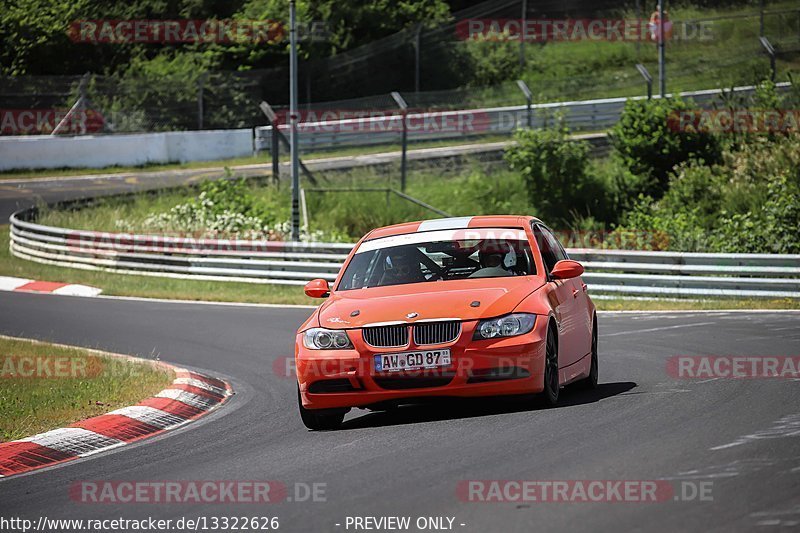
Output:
top-left (304, 279), bottom-right (330, 298)
top-left (550, 260), bottom-right (584, 280)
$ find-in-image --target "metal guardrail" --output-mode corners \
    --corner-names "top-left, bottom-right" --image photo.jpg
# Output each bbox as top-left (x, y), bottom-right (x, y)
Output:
top-left (10, 209), bottom-right (800, 299)
top-left (254, 83), bottom-right (792, 154)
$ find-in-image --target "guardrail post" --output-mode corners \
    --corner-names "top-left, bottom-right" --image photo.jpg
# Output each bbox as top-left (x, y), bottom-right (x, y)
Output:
top-left (516, 80), bottom-right (533, 128)
top-left (300, 187), bottom-right (309, 232)
top-left (391, 91), bottom-right (409, 192)
top-left (759, 37), bottom-right (776, 82)
top-left (52, 73), bottom-right (90, 135)
top-left (259, 101), bottom-right (280, 183)
top-left (636, 64), bottom-right (653, 100)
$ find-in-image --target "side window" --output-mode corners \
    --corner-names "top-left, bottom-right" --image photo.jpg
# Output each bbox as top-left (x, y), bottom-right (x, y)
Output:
top-left (532, 224), bottom-right (567, 274)
top-left (545, 226), bottom-right (569, 262)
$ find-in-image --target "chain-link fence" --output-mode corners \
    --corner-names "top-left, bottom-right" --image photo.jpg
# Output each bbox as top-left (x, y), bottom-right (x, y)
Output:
top-left (1, 0), bottom-right (798, 135)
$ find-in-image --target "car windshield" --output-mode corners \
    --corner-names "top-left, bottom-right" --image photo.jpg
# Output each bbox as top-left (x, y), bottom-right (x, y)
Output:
top-left (338, 228), bottom-right (536, 290)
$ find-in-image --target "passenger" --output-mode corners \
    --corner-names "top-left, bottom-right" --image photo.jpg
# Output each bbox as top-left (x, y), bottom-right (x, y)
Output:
top-left (469, 241), bottom-right (516, 278)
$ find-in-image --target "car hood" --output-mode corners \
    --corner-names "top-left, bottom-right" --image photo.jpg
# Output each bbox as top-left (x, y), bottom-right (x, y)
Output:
top-left (316, 277), bottom-right (542, 329)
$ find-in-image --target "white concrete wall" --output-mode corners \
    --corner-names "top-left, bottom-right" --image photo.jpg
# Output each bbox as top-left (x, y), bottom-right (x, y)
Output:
top-left (0, 129), bottom-right (254, 171)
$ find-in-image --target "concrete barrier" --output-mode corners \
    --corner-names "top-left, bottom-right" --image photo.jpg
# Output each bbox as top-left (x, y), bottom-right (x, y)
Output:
top-left (0, 129), bottom-right (254, 171)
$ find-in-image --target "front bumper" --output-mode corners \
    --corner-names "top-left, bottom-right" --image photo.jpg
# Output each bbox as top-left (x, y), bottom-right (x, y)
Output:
top-left (296, 316), bottom-right (548, 410)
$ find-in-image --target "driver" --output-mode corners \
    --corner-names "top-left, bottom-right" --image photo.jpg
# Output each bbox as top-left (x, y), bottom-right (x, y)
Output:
top-left (469, 241), bottom-right (516, 278)
top-left (381, 248), bottom-right (425, 285)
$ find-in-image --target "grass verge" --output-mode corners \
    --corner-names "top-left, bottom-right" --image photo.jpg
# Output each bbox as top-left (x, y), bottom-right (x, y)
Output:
top-left (0, 335), bottom-right (174, 442)
top-left (593, 297), bottom-right (800, 311)
top-left (2, 225), bottom-right (798, 310)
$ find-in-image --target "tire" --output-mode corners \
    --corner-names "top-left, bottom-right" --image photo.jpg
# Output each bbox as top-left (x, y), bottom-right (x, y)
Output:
top-left (539, 325), bottom-right (560, 407)
top-left (297, 385), bottom-right (346, 430)
top-left (577, 321), bottom-right (599, 390)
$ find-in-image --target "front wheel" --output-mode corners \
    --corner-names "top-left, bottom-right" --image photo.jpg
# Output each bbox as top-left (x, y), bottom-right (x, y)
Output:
top-left (539, 327), bottom-right (560, 407)
top-left (297, 385), bottom-right (346, 430)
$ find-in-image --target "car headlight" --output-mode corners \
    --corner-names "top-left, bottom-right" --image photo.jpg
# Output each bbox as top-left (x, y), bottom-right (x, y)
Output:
top-left (473, 313), bottom-right (536, 340)
top-left (302, 328), bottom-right (353, 350)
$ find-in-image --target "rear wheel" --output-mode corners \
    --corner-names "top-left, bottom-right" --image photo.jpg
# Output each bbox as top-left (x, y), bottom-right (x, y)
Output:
top-left (577, 321), bottom-right (599, 390)
top-left (539, 326), bottom-right (560, 407)
top-left (297, 385), bottom-right (346, 430)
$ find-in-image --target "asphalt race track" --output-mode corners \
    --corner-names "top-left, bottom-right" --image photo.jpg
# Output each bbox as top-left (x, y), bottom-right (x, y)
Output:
top-left (1, 292), bottom-right (799, 532)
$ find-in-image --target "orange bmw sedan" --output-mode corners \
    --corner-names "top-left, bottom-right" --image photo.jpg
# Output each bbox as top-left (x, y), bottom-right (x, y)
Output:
top-left (295, 216), bottom-right (598, 430)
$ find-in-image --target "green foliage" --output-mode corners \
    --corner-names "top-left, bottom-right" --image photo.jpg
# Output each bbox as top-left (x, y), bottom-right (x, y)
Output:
top-left (586, 157), bottom-right (651, 222)
top-left (0, 0), bottom-right (93, 75)
top-left (614, 134), bottom-right (800, 253)
top-left (504, 124), bottom-right (602, 226)
top-left (197, 176), bottom-right (261, 217)
top-left (462, 32), bottom-right (520, 88)
top-left (445, 170), bottom-right (532, 215)
top-left (304, 168), bottom-right (534, 240)
top-left (105, 53), bottom-right (210, 131)
top-left (709, 135), bottom-right (800, 253)
top-left (610, 97), bottom-right (722, 198)
top-left (141, 176), bottom-right (276, 237)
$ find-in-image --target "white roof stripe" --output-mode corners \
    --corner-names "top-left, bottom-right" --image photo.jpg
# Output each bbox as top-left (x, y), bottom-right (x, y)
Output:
top-left (417, 217), bottom-right (473, 232)
top-left (357, 228), bottom-right (528, 254)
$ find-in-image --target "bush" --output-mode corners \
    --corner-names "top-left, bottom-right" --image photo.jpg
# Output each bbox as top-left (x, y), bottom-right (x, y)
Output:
top-left (504, 124), bottom-right (604, 226)
top-left (586, 157), bottom-right (651, 223)
top-left (462, 31), bottom-right (521, 88)
top-left (612, 133), bottom-right (800, 253)
top-left (709, 135), bottom-right (800, 253)
top-left (610, 97), bottom-right (722, 199)
top-left (716, 182), bottom-right (799, 254)
top-left (139, 176), bottom-right (332, 241)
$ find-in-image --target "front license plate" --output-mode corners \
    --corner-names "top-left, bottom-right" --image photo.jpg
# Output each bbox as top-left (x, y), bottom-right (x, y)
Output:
top-left (374, 349), bottom-right (451, 372)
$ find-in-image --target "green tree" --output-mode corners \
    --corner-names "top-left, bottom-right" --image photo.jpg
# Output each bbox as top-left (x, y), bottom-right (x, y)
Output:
top-left (610, 97), bottom-right (722, 200)
top-left (505, 124), bottom-right (601, 226)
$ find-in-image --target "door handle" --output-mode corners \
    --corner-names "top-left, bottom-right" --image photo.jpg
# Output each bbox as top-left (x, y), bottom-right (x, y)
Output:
top-left (572, 288), bottom-right (579, 298)
top-left (581, 283), bottom-right (588, 292)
